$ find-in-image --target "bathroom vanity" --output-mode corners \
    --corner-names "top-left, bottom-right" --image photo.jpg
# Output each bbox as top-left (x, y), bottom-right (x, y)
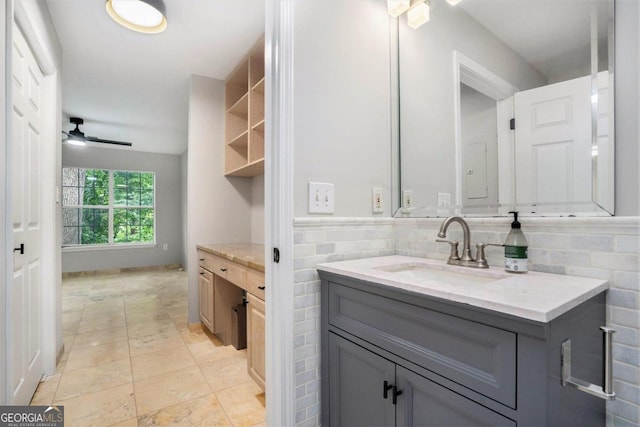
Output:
top-left (318, 256), bottom-right (610, 426)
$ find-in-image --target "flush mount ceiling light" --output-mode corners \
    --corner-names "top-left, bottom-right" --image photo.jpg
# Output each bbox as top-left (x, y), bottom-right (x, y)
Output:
top-left (446, 0), bottom-right (463, 5)
top-left (105, 0), bottom-right (167, 34)
top-left (407, 0), bottom-right (430, 29)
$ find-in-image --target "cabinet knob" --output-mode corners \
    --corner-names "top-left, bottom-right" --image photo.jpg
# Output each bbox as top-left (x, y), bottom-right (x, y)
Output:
top-left (392, 386), bottom-right (403, 405)
top-left (383, 381), bottom-right (393, 399)
top-left (220, 268), bottom-right (228, 272)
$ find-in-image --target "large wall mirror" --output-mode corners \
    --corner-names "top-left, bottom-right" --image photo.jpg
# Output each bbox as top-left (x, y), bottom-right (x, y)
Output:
top-left (392, 0), bottom-right (615, 218)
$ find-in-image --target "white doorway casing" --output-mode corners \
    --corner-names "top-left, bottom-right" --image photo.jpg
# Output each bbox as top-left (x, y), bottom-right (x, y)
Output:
top-left (265, 0), bottom-right (296, 425)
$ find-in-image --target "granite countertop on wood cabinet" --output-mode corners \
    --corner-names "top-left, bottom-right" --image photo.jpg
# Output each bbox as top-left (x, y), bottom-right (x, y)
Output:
top-left (196, 243), bottom-right (265, 272)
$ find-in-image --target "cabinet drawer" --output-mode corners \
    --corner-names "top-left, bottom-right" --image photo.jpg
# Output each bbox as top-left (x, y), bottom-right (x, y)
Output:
top-left (328, 282), bottom-right (516, 408)
top-left (197, 251), bottom-right (216, 271)
top-left (246, 269), bottom-right (266, 300)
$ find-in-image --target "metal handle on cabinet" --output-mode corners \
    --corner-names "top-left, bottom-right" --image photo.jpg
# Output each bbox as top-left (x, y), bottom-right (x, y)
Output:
top-left (392, 386), bottom-right (403, 405)
top-left (199, 272), bottom-right (205, 275)
top-left (220, 268), bottom-right (227, 272)
top-left (199, 258), bottom-right (205, 261)
top-left (383, 381), bottom-right (393, 399)
top-left (561, 326), bottom-right (616, 400)
top-left (258, 285), bottom-right (265, 290)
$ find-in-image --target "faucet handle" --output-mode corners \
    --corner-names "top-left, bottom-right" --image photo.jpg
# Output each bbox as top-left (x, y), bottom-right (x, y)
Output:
top-left (474, 243), bottom-right (503, 268)
top-left (436, 239), bottom-right (460, 261)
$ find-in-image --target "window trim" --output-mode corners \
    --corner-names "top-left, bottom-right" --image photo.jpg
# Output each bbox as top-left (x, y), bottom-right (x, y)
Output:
top-left (62, 167), bottom-right (157, 247)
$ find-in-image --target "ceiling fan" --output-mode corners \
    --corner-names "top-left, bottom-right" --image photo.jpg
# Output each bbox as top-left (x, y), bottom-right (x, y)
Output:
top-left (62, 117), bottom-right (132, 147)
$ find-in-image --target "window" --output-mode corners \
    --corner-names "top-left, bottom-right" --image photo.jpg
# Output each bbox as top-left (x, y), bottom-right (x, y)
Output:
top-left (62, 167), bottom-right (155, 247)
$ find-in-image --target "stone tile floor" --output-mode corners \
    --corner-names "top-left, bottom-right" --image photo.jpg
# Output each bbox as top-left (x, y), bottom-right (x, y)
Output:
top-left (31, 269), bottom-right (266, 427)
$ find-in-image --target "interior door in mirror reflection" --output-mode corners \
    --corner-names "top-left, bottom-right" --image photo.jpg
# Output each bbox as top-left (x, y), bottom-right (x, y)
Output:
top-left (514, 75), bottom-right (592, 214)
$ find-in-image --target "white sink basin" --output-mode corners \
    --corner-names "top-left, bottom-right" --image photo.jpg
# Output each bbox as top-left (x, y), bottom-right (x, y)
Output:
top-left (376, 264), bottom-right (504, 286)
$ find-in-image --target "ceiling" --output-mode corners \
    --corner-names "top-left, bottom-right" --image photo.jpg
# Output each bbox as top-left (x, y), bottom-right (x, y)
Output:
top-left (46, 0), bottom-right (265, 155)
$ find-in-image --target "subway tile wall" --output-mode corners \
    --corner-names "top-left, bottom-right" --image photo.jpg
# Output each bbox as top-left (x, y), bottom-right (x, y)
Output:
top-left (293, 217), bottom-right (639, 427)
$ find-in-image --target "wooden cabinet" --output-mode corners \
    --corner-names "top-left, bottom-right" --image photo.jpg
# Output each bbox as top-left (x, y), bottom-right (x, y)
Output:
top-left (198, 267), bottom-right (214, 332)
top-left (225, 37), bottom-right (265, 177)
top-left (247, 292), bottom-right (266, 391)
top-left (197, 247), bottom-right (266, 391)
top-left (320, 273), bottom-right (607, 427)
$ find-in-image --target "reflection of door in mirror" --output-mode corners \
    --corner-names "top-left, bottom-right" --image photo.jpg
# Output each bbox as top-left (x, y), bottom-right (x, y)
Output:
top-left (394, 0), bottom-right (614, 218)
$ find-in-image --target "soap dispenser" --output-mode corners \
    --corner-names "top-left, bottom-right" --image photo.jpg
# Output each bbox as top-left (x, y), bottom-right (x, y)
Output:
top-left (505, 211), bottom-right (528, 273)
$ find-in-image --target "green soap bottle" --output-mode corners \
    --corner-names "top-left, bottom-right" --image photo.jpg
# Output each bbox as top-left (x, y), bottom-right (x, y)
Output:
top-left (505, 211), bottom-right (528, 273)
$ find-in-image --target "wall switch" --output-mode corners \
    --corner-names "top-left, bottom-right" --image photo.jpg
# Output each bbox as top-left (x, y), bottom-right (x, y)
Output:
top-left (308, 182), bottom-right (334, 214)
top-left (437, 192), bottom-right (451, 208)
top-left (402, 190), bottom-right (413, 210)
top-left (163, 243), bottom-right (168, 251)
top-left (372, 188), bottom-right (384, 213)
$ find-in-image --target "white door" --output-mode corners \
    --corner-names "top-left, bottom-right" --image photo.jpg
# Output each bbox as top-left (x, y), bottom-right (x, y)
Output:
top-left (9, 24), bottom-right (44, 405)
top-left (514, 75), bottom-right (591, 213)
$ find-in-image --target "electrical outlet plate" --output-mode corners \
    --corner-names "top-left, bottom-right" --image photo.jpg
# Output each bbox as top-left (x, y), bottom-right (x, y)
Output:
top-left (402, 190), bottom-right (413, 210)
top-left (308, 182), bottom-right (334, 214)
top-left (372, 188), bottom-right (384, 213)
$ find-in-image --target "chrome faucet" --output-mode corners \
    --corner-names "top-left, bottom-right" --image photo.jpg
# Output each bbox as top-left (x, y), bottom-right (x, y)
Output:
top-left (436, 216), bottom-right (498, 269)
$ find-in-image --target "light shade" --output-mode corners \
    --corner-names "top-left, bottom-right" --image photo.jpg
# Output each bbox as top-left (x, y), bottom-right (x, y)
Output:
top-left (105, 0), bottom-right (167, 34)
top-left (408, 1), bottom-right (430, 29)
top-left (447, 0), bottom-right (463, 5)
top-left (387, 0), bottom-right (411, 18)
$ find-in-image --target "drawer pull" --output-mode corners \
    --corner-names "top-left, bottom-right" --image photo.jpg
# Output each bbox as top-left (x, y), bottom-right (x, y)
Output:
top-left (392, 386), bottom-right (403, 405)
top-left (199, 258), bottom-right (205, 261)
top-left (258, 285), bottom-right (266, 290)
top-left (383, 381), bottom-right (393, 399)
top-left (220, 268), bottom-right (228, 272)
top-left (199, 272), bottom-right (205, 275)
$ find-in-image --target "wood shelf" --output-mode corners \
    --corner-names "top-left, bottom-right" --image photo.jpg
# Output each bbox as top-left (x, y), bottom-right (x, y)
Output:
top-left (224, 37), bottom-right (265, 178)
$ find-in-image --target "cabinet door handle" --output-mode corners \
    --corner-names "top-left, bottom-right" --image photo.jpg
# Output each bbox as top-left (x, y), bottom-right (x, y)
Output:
top-left (258, 285), bottom-right (266, 290)
top-left (200, 272), bottom-right (205, 275)
top-left (199, 258), bottom-right (205, 261)
top-left (220, 268), bottom-right (228, 272)
top-left (383, 381), bottom-right (393, 399)
top-left (392, 386), bottom-right (403, 405)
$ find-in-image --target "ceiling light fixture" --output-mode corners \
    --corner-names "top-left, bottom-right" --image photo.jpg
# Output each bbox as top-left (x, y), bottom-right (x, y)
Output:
top-left (105, 0), bottom-right (167, 34)
top-left (65, 118), bottom-right (87, 146)
top-left (407, 0), bottom-right (430, 29)
top-left (446, 0), bottom-right (463, 5)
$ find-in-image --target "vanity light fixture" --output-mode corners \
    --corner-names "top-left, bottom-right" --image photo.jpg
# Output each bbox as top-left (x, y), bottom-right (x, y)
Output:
top-left (105, 0), bottom-right (167, 34)
top-left (387, 0), bottom-right (411, 17)
top-left (407, 0), bottom-right (430, 29)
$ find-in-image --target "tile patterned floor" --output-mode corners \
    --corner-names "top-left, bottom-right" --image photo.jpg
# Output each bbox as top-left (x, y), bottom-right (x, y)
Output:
top-left (31, 270), bottom-right (266, 427)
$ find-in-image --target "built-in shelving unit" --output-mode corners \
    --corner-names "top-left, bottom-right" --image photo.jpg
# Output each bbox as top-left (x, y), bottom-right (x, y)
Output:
top-left (225, 38), bottom-right (265, 177)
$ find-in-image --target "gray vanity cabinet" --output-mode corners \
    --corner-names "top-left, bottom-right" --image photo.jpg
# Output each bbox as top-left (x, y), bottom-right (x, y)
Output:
top-left (320, 271), bottom-right (607, 427)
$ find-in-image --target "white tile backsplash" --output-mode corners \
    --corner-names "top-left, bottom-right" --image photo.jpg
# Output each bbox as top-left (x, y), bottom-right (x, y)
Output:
top-left (292, 216), bottom-right (640, 427)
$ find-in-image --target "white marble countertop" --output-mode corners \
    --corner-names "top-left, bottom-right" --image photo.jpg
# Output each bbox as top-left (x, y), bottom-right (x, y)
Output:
top-left (316, 255), bottom-right (609, 323)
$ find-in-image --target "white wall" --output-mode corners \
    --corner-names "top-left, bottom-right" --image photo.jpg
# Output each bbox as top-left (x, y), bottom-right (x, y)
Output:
top-left (252, 175), bottom-right (265, 243)
top-left (61, 145), bottom-right (184, 272)
top-left (186, 75), bottom-right (253, 323)
top-left (615, 0), bottom-right (640, 216)
top-left (293, 0), bottom-right (392, 217)
top-left (181, 151), bottom-right (188, 267)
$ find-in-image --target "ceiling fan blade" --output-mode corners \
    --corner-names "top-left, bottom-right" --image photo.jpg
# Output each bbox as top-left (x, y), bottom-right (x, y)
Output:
top-left (85, 136), bottom-right (133, 147)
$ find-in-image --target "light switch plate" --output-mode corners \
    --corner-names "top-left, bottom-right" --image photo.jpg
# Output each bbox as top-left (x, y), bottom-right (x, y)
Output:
top-left (308, 182), bottom-right (334, 214)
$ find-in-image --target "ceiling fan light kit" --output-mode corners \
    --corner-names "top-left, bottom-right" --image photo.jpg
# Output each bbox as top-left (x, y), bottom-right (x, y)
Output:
top-left (63, 117), bottom-right (133, 147)
top-left (105, 0), bottom-right (167, 34)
